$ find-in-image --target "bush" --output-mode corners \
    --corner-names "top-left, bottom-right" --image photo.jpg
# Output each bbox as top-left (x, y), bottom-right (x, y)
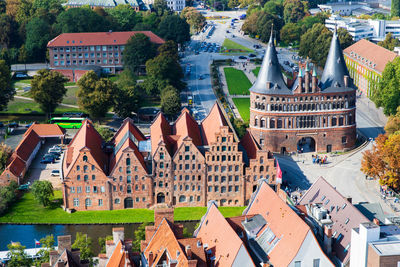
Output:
top-left (0, 181), bottom-right (18, 215)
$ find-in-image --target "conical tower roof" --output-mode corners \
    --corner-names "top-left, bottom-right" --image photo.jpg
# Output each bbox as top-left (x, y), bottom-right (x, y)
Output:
top-left (249, 30), bottom-right (291, 95)
top-left (320, 29), bottom-right (353, 91)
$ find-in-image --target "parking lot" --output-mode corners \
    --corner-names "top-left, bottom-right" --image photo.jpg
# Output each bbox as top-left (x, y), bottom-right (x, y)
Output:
top-left (27, 138), bottom-right (64, 189)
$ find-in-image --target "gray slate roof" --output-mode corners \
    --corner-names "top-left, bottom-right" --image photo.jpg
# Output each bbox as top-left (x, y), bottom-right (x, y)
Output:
top-left (249, 32), bottom-right (292, 95)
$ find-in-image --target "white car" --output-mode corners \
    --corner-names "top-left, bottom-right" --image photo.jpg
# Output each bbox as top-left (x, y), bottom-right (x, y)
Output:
top-left (51, 170), bottom-right (60, 176)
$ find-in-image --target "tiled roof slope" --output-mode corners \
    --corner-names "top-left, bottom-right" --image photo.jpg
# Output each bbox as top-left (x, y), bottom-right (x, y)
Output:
top-left (239, 131), bottom-right (260, 160)
top-left (6, 156), bottom-right (26, 177)
top-left (344, 39), bottom-right (398, 74)
top-left (195, 202), bottom-right (256, 267)
top-left (172, 108), bottom-right (202, 149)
top-left (106, 240), bottom-right (127, 267)
top-left (14, 129), bottom-right (40, 162)
top-left (64, 120), bottom-right (107, 175)
top-left (243, 181), bottom-right (310, 267)
top-left (48, 31), bottom-right (164, 47)
top-left (177, 238), bottom-right (207, 266)
top-left (298, 176), bottom-right (370, 264)
top-left (200, 102), bottom-right (229, 145)
top-left (24, 122), bottom-right (65, 138)
top-left (150, 112), bottom-right (172, 156)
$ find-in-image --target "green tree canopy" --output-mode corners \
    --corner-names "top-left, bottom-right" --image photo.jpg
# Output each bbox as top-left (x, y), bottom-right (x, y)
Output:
top-left (25, 17), bottom-right (51, 61)
top-left (77, 71), bottom-right (117, 120)
top-left (114, 84), bottom-right (142, 118)
top-left (31, 180), bottom-right (54, 207)
top-left (153, 0), bottom-right (169, 16)
top-left (283, 0), bottom-right (306, 24)
top-left (0, 60), bottom-right (14, 111)
top-left (31, 69), bottom-right (68, 118)
top-left (0, 13), bottom-right (20, 48)
top-left (392, 0), bottom-right (400, 17)
top-left (123, 33), bottom-right (156, 74)
top-left (7, 242), bottom-right (32, 267)
top-left (133, 222), bottom-right (150, 251)
top-left (378, 33), bottom-right (400, 51)
top-left (263, 0), bottom-right (283, 17)
top-left (146, 53), bottom-right (185, 91)
top-left (107, 4), bottom-right (141, 31)
top-left (72, 232), bottom-right (94, 262)
top-left (95, 124), bottom-right (115, 142)
top-left (371, 57), bottom-right (400, 115)
top-left (158, 40), bottom-right (179, 60)
top-left (280, 22), bottom-right (301, 44)
top-left (34, 235), bottom-right (55, 266)
top-left (385, 106), bottom-right (400, 135)
top-left (0, 180), bottom-right (18, 215)
top-left (181, 7), bottom-right (205, 33)
top-left (157, 14), bottom-right (190, 45)
top-left (54, 7), bottom-right (111, 33)
top-left (161, 85), bottom-right (181, 116)
top-left (242, 10), bottom-right (283, 42)
top-left (0, 143), bottom-right (12, 172)
top-left (98, 235), bottom-right (113, 254)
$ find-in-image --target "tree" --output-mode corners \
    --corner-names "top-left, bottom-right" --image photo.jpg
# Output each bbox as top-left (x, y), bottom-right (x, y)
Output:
top-left (72, 232), bottom-right (94, 262)
top-left (158, 40), bottom-right (179, 60)
top-left (255, 11), bottom-right (283, 42)
top-left (54, 8), bottom-right (111, 33)
top-left (228, 0), bottom-right (240, 8)
top-left (0, 60), bottom-right (14, 111)
top-left (30, 69), bottom-right (68, 118)
top-left (371, 57), bottom-right (400, 115)
top-left (283, 0), bottom-right (306, 24)
top-left (385, 107), bottom-right (400, 135)
top-left (34, 235), bottom-right (55, 266)
top-left (98, 235), bottom-right (113, 254)
top-left (31, 180), bottom-right (54, 207)
top-left (123, 33), bottom-right (156, 74)
top-left (0, 14), bottom-right (19, 48)
top-left (153, 0), bottom-right (169, 16)
top-left (95, 124), bottom-right (114, 142)
top-left (146, 53), bottom-right (185, 91)
top-left (25, 17), bottom-right (51, 61)
top-left (107, 4), bottom-right (141, 31)
top-left (142, 77), bottom-right (168, 97)
top-left (0, 143), bottom-right (12, 172)
top-left (161, 86), bottom-right (181, 116)
top-left (133, 222), bottom-right (151, 251)
top-left (157, 14), bottom-right (190, 45)
top-left (231, 118), bottom-right (248, 138)
top-left (378, 33), bottom-right (400, 51)
top-left (361, 133), bottom-right (400, 189)
top-left (114, 85), bottom-right (142, 118)
top-left (263, 0), bottom-right (283, 17)
top-left (181, 7), bottom-right (205, 33)
top-left (7, 242), bottom-right (32, 267)
top-left (392, 0), bottom-right (400, 17)
top-left (77, 71), bottom-right (116, 120)
top-left (0, 180), bottom-right (18, 215)
top-left (337, 27), bottom-right (354, 49)
top-left (280, 23), bottom-right (301, 44)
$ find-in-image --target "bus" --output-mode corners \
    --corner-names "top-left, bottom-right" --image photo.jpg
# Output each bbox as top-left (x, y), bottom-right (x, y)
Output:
top-left (49, 117), bottom-right (85, 129)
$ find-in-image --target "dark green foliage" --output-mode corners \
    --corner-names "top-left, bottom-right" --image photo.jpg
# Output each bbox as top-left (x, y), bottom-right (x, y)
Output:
top-left (133, 222), bottom-right (151, 251)
top-left (378, 33), bottom-right (400, 51)
top-left (280, 22), bottom-right (301, 44)
top-left (371, 57), bottom-right (400, 115)
top-left (0, 181), bottom-right (18, 216)
top-left (106, 4), bottom-right (141, 31)
top-left (98, 235), bottom-right (113, 254)
top-left (124, 33), bottom-right (156, 74)
top-left (0, 60), bottom-right (14, 111)
top-left (153, 0), bottom-right (169, 16)
top-left (242, 10), bottom-right (283, 42)
top-left (95, 125), bottom-right (114, 142)
top-left (31, 180), bottom-right (54, 207)
top-left (7, 242), bottom-right (32, 267)
top-left (142, 78), bottom-right (168, 97)
top-left (161, 85), bottom-right (181, 116)
top-left (283, 0), bottom-right (306, 24)
top-left (230, 118), bottom-right (248, 138)
top-left (30, 69), bottom-right (68, 118)
top-left (263, 0), bottom-right (283, 17)
top-left (34, 235), bottom-right (55, 266)
top-left (0, 143), bottom-right (12, 172)
top-left (77, 71), bottom-right (117, 120)
top-left (157, 14), bottom-right (190, 45)
top-left (72, 232), bottom-right (94, 262)
top-left (54, 8), bottom-right (111, 33)
top-left (25, 17), bottom-right (51, 61)
top-left (392, 0), bottom-right (400, 17)
top-left (0, 14), bottom-right (20, 48)
top-left (158, 40), bottom-right (179, 60)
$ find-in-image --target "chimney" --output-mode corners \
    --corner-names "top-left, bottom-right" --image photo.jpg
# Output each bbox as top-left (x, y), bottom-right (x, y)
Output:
top-left (154, 208), bottom-right (174, 226)
top-left (57, 235), bottom-right (71, 254)
top-left (346, 197), bottom-right (352, 204)
top-left (186, 245), bottom-right (192, 259)
top-left (41, 264), bottom-right (51, 267)
top-left (49, 250), bottom-right (59, 266)
top-left (323, 225), bottom-right (332, 255)
top-left (266, 82), bottom-right (271, 89)
top-left (373, 218), bottom-right (380, 226)
top-left (148, 251), bottom-right (154, 266)
top-left (56, 260), bottom-right (64, 267)
top-left (112, 227), bottom-right (125, 243)
top-left (344, 75), bottom-right (349, 87)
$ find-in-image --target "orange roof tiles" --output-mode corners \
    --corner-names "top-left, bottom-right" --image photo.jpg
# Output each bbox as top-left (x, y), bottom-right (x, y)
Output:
top-left (172, 109), bottom-right (202, 149)
top-left (150, 112), bottom-right (172, 156)
top-left (239, 131), bottom-right (260, 160)
top-left (177, 238), bottom-right (207, 267)
top-left (244, 181), bottom-right (311, 267)
top-left (24, 123), bottom-right (65, 138)
top-left (48, 31), bottom-right (165, 47)
top-left (6, 156), bottom-right (26, 177)
top-left (201, 102), bottom-right (229, 145)
top-left (343, 39), bottom-right (398, 73)
top-left (106, 241), bottom-right (127, 267)
top-left (195, 202), bottom-right (255, 267)
top-left (14, 129), bottom-right (40, 162)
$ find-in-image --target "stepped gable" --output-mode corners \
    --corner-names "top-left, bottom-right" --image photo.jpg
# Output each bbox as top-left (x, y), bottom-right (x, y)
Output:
top-left (320, 28), bottom-right (354, 92)
top-left (150, 112), bottom-right (172, 156)
top-left (240, 131), bottom-right (261, 160)
top-left (200, 102), bottom-right (229, 145)
top-left (63, 120), bottom-right (107, 175)
top-left (244, 181), bottom-right (311, 267)
top-left (172, 108), bottom-right (202, 150)
top-left (249, 29), bottom-right (291, 95)
top-left (109, 118), bottom-right (147, 173)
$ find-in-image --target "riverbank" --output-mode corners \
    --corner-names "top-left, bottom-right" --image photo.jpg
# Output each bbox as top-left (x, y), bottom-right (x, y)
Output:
top-left (0, 191), bottom-right (246, 224)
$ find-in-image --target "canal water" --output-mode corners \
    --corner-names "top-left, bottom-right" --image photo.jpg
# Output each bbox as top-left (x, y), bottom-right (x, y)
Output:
top-left (0, 222), bottom-right (198, 254)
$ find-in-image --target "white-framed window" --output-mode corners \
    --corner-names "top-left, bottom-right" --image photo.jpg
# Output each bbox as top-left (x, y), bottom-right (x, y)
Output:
top-left (70, 187), bottom-right (75, 193)
top-left (85, 198), bottom-right (91, 207)
top-left (73, 198), bottom-right (79, 207)
top-left (101, 186), bottom-right (105, 193)
top-left (98, 199), bottom-right (103, 206)
top-left (85, 186), bottom-right (90, 193)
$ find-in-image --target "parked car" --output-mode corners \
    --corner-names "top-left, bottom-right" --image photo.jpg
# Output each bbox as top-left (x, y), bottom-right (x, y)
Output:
top-left (44, 153), bottom-right (59, 160)
top-left (238, 56), bottom-right (247, 59)
top-left (0, 122), bottom-right (4, 128)
top-left (51, 170), bottom-right (60, 176)
top-left (7, 122), bottom-right (19, 128)
top-left (41, 157), bottom-right (55, 164)
top-left (25, 122), bottom-right (34, 128)
top-left (248, 53), bottom-right (256, 58)
top-left (199, 75), bottom-right (204, 80)
top-left (49, 147), bottom-right (61, 154)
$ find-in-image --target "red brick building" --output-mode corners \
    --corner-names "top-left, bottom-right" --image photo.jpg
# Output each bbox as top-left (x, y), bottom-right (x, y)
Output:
top-left (62, 103), bottom-right (278, 211)
top-left (47, 31), bottom-right (164, 75)
top-left (249, 29), bottom-right (357, 153)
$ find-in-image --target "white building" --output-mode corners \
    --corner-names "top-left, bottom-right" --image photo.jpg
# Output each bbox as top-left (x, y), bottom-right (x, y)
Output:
top-left (350, 221), bottom-right (400, 267)
top-left (326, 15), bottom-right (400, 41)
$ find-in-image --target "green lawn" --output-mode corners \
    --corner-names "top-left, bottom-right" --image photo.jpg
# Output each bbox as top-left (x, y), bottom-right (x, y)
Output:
top-left (222, 39), bottom-right (254, 53)
top-left (252, 67), bottom-right (261, 77)
top-left (3, 98), bottom-right (82, 115)
top-left (21, 86), bottom-right (79, 106)
top-left (232, 98), bottom-right (250, 122)
top-left (224, 67), bottom-right (252, 95)
top-left (0, 191), bottom-right (246, 224)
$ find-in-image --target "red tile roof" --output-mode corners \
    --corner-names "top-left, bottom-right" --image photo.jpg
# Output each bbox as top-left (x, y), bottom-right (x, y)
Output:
top-left (106, 241), bottom-right (127, 267)
top-left (239, 131), bottom-right (260, 160)
top-left (48, 31), bottom-right (165, 47)
top-left (172, 108), bottom-right (202, 150)
top-left (14, 129), bottom-right (40, 162)
top-left (177, 238), bottom-right (207, 267)
top-left (201, 102), bottom-right (229, 145)
top-left (64, 120), bottom-right (107, 175)
top-left (195, 202), bottom-right (255, 267)
top-left (343, 39), bottom-right (398, 73)
top-left (24, 123), bottom-right (65, 138)
top-left (150, 112), bottom-right (172, 156)
top-left (5, 156), bottom-right (26, 178)
top-left (244, 181), bottom-right (312, 267)
top-left (298, 177), bottom-right (370, 264)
